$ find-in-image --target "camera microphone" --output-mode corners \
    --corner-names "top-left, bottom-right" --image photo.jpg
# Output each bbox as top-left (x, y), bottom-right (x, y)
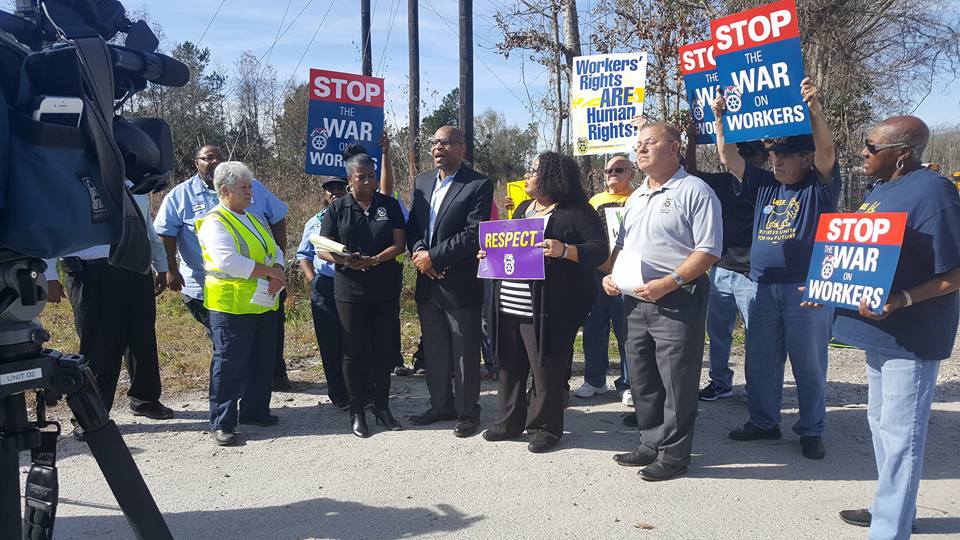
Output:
top-left (109, 46), bottom-right (189, 87)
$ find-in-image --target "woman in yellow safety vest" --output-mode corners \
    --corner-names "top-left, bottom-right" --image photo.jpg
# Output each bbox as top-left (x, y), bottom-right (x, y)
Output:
top-left (196, 161), bottom-right (286, 446)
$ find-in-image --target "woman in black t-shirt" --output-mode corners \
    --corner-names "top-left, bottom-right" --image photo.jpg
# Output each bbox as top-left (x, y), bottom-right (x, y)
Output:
top-left (318, 152), bottom-right (406, 438)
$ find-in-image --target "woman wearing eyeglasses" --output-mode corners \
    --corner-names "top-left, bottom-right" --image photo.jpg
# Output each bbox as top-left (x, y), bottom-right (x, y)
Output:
top-left (828, 116), bottom-right (960, 539)
top-left (480, 151), bottom-right (608, 453)
top-left (318, 151), bottom-right (406, 438)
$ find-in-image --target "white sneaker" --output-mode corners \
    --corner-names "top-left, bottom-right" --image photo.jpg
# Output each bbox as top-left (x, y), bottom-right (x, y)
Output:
top-left (622, 389), bottom-right (633, 407)
top-left (573, 382), bottom-right (608, 398)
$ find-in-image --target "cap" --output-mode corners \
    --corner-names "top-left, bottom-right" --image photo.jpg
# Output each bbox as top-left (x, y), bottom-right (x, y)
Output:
top-left (321, 176), bottom-right (348, 188)
top-left (736, 140), bottom-right (767, 157)
top-left (764, 135), bottom-right (815, 154)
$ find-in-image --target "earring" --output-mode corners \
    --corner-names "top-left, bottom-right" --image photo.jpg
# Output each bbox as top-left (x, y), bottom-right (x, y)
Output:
top-left (896, 159), bottom-right (905, 170)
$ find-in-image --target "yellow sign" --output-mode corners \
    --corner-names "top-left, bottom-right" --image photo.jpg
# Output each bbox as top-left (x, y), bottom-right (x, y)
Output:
top-left (570, 52), bottom-right (648, 156)
top-left (506, 180), bottom-right (531, 206)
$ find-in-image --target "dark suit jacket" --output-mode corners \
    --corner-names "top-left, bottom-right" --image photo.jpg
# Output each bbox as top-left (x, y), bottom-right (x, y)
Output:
top-left (407, 164), bottom-right (493, 308)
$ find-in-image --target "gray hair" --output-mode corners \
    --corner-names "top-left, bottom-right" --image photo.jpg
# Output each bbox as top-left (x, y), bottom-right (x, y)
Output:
top-left (344, 153), bottom-right (376, 177)
top-left (213, 161), bottom-right (253, 196)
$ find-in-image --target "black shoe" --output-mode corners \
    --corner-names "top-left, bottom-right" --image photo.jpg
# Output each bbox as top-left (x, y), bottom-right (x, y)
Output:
top-left (351, 412), bottom-right (370, 438)
top-left (393, 365), bottom-right (413, 376)
top-left (453, 415), bottom-right (479, 438)
top-left (239, 414), bottom-right (279, 427)
top-left (72, 425), bottom-right (85, 442)
top-left (622, 412), bottom-right (638, 427)
top-left (698, 381), bottom-right (734, 401)
top-left (729, 422), bottom-right (782, 441)
top-left (838, 509), bottom-right (871, 528)
top-left (482, 429), bottom-right (520, 442)
top-left (408, 409), bottom-right (457, 425)
top-left (613, 450), bottom-right (657, 467)
top-left (800, 436), bottom-right (826, 460)
top-left (130, 402), bottom-right (175, 420)
top-left (330, 399), bottom-right (351, 411)
top-left (272, 375), bottom-right (293, 391)
top-left (211, 429), bottom-right (237, 446)
top-left (527, 438), bottom-right (559, 453)
top-left (373, 408), bottom-right (403, 431)
top-left (639, 461), bottom-right (688, 482)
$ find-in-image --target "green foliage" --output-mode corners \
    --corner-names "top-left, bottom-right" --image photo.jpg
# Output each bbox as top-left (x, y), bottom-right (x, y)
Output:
top-left (421, 88), bottom-right (460, 136)
top-left (473, 110), bottom-right (539, 183)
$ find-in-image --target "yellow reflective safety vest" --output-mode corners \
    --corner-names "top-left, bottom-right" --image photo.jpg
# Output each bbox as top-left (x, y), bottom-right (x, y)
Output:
top-left (197, 205), bottom-right (279, 315)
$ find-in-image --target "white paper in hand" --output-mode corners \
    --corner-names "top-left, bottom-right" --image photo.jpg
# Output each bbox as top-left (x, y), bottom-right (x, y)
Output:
top-left (611, 250), bottom-right (645, 299)
top-left (251, 279), bottom-right (278, 308)
top-left (309, 233), bottom-right (350, 255)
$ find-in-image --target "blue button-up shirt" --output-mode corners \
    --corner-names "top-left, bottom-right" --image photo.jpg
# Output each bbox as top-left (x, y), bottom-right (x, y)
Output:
top-left (153, 174), bottom-right (288, 300)
top-left (296, 211), bottom-right (336, 278)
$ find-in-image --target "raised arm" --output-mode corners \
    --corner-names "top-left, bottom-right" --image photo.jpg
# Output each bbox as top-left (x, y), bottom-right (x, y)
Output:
top-left (711, 94), bottom-right (745, 180)
top-left (801, 77), bottom-right (837, 180)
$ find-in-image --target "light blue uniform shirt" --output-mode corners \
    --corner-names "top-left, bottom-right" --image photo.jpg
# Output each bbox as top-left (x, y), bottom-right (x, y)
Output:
top-left (296, 211), bottom-right (336, 278)
top-left (153, 174), bottom-right (288, 300)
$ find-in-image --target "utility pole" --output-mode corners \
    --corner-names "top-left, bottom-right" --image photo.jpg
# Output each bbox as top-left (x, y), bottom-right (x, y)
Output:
top-left (459, 0), bottom-right (474, 163)
top-left (361, 0), bottom-right (372, 76)
top-left (408, 0), bottom-right (420, 181)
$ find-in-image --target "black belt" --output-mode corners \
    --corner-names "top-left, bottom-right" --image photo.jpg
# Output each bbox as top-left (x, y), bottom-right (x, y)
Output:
top-left (62, 257), bottom-right (110, 273)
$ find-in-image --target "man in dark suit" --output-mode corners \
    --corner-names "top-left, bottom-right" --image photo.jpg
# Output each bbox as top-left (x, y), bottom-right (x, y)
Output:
top-left (407, 125), bottom-right (493, 437)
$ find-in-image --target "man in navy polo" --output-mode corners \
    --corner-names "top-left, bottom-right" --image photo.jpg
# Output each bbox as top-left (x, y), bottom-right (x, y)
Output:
top-left (154, 145), bottom-right (291, 389)
top-left (712, 78), bottom-right (841, 460)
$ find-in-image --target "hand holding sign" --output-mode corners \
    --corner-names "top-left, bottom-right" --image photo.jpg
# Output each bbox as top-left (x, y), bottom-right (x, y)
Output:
top-left (800, 77), bottom-right (822, 113)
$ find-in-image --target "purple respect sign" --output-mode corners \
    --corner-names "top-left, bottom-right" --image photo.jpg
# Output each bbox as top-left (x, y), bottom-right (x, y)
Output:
top-left (477, 218), bottom-right (546, 280)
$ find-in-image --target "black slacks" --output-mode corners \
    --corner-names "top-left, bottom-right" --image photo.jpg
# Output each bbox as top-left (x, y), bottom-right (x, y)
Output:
top-left (310, 275), bottom-right (347, 404)
top-left (335, 299), bottom-right (397, 413)
top-left (624, 277), bottom-right (709, 467)
top-left (492, 312), bottom-right (575, 444)
top-left (417, 300), bottom-right (482, 416)
top-left (65, 263), bottom-right (163, 411)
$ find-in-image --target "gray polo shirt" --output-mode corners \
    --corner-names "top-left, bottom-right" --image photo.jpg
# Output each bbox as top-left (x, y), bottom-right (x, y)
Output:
top-left (616, 166), bottom-right (723, 282)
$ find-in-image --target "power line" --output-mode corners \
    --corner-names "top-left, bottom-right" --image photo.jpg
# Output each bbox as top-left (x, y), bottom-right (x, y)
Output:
top-left (196, 0), bottom-right (228, 48)
top-left (376, 0), bottom-right (403, 76)
top-left (290, 0), bottom-right (339, 79)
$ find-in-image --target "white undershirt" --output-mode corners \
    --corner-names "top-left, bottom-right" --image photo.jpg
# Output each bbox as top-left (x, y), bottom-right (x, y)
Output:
top-left (197, 207), bottom-right (284, 279)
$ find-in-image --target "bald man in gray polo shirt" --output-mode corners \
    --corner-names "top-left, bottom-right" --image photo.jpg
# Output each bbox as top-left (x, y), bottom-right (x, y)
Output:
top-left (603, 122), bottom-right (722, 481)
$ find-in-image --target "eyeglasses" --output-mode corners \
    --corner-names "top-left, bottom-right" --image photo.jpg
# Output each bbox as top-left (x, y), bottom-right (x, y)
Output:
top-left (604, 167), bottom-right (629, 175)
top-left (352, 173), bottom-right (377, 183)
top-left (196, 156), bottom-right (222, 162)
top-left (428, 137), bottom-right (463, 147)
top-left (864, 140), bottom-right (908, 155)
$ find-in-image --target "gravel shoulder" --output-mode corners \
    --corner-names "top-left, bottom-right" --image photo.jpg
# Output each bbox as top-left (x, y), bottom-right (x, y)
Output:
top-left (22, 346), bottom-right (960, 540)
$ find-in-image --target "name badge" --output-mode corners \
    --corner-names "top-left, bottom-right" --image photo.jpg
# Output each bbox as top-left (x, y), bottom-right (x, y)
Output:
top-left (192, 202), bottom-right (207, 213)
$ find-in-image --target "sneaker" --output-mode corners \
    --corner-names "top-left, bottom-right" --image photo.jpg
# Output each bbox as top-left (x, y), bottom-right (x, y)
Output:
top-left (729, 422), bottom-right (782, 441)
top-left (838, 509), bottom-right (871, 528)
top-left (621, 389), bottom-right (633, 407)
top-left (698, 381), bottom-right (733, 401)
top-left (800, 436), bottom-right (826, 460)
top-left (573, 382), bottom-right (608, 398)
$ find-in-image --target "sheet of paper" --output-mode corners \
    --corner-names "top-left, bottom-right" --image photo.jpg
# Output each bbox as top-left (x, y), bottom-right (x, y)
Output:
top-left (611, 249), bottom-right (645, 299)
top-left (604, 207), bottom-right (625, 252)
top-left (251, 278), bottom-right (279, 308)
top-left (309, 233), bottom-right (350, 255)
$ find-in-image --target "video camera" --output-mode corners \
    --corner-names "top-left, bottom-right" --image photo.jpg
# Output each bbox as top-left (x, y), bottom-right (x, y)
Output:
top-left (0, 1), bottom-right (186, 538)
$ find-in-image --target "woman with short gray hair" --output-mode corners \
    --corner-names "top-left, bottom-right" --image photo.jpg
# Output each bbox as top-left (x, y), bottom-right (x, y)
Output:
top-left (196, 160), bottom-right (286, 446)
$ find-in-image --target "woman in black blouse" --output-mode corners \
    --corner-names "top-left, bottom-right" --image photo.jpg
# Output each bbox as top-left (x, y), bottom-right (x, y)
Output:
top-left (318, 152), bottom-right (406, 438)
top-left (481, 151), bottom-right (608, 453)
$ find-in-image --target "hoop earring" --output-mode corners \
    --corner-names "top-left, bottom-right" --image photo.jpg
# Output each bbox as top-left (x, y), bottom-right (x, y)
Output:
top-left (896, 159), bottom-right (905, 170)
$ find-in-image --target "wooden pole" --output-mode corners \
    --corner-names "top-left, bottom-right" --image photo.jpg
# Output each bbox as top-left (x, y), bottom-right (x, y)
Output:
top-left (361, 0), bottom-right (372, 76)
top-left (459, 0), bottom-right (474, 163)
top-left (408, 0), bottom-right (420, 181)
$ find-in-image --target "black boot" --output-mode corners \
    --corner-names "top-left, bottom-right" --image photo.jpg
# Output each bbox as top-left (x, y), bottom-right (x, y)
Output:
top-left (351, 412), bottom-right (370, 438)
top-left (373, 408), bottom-right (403, 431)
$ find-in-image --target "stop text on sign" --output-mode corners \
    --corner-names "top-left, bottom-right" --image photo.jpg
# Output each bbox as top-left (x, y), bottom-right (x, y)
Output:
top-left (309, 69), bottom-right (385, 106)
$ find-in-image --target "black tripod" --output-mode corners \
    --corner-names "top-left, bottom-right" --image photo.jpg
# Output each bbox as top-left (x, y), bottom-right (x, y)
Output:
top-left (0, 257), bottom-right (172, 539)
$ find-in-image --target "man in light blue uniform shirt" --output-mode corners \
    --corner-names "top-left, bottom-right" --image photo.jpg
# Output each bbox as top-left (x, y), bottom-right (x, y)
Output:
top-left (154, 145), bottom-right (291, 388)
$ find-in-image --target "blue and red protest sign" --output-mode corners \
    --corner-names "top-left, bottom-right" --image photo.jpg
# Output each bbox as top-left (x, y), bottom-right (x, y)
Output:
top-left (711, 0), bottom-right (810, 144)
top-left (305, 69), bottom-right (384, 176)
top-left (803, 213), bottom-right (907, 313)
top-left (679, 40), bottom-right (720, 144)
top-left (478, 218), bottom-right (546, 280)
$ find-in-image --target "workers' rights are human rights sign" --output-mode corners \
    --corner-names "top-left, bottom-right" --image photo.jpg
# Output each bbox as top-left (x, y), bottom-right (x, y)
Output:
top-left (570, 52), bottom-right (647, 156)
top-left (711, 0), bottom-right (811, 143)
top-left (803, 213), bottom-right (907, 313)
top-left (305, 69), bottom-right (384, 176)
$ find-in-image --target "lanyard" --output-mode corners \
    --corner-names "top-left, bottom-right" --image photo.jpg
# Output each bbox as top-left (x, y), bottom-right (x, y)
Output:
top-left (236, 213), bottom-right (270, 256)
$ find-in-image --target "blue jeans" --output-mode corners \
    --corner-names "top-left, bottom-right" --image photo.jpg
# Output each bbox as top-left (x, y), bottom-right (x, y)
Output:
top-left (706, 267), bottom-right (756, 390)
top-left (745, 282), bottom-right (833, 436)
top-left (209, 309), bottom-right (277, 431)
top-left (866, 352), bottom-right (940, 540)
top-left (582, 273), bottom-right (629, 391)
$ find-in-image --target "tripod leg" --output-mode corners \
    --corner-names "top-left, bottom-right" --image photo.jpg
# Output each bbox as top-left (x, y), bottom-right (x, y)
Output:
top-left (66, 372), bottom-right (172, 540)
top-left (0, 449), bottom-right (22, 539)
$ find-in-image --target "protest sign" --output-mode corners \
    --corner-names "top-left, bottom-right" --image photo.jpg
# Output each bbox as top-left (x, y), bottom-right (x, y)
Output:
top-left (679, 40), bottom-right (720, 144)
top-left (711, 0), bottom-right (810, 143)
top-left (478, 218), bottom-right (545, 280)
top-left (570, 52), bottom-right (647, 156)
top-left (305, 69), bottom-right (384, 176)
top-left (803, 213), bottom-right (907, 313)
top-left (604, 207), bottom-right (625, 252)
top-left (506, 180), bottom-right (531, 207)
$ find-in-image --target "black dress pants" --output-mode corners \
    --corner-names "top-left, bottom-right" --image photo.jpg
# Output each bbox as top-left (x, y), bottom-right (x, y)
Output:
top-left (335, 299), bottom-right (397, 413)
top-left (65, 263), bottom-right (163, 411)
top-left (492, 312), bottom-right (575, 444)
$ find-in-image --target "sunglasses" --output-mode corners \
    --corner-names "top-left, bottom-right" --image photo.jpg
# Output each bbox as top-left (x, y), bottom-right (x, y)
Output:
top-left (864, 140), bottom-right (907, 155)
top-left (605, 167), bottom-right (629, 174)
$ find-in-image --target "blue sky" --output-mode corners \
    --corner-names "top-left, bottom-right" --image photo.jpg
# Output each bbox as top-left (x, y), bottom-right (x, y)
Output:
top-left (6, 0), bottom-right (960, 131)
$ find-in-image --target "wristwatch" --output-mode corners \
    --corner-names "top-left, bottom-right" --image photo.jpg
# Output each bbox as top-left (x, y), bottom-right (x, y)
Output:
top-left (669, 271), bottom-right (685, 287)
